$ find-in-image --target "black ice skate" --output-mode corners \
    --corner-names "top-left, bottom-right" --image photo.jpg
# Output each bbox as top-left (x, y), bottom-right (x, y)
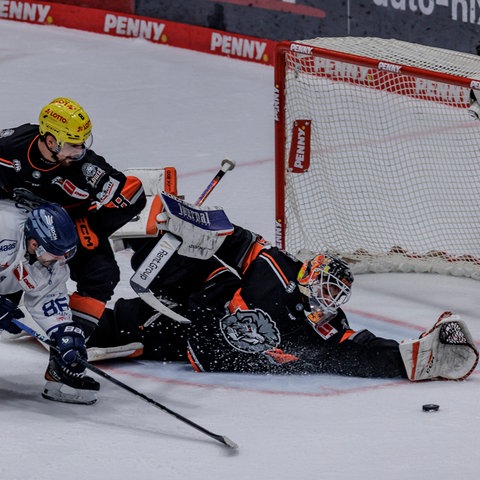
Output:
top-left (43, 354), bottom-right (100, 405)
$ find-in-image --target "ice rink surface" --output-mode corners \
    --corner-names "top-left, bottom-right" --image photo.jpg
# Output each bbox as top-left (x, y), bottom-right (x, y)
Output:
top-left (0, 20), bottom-right (479, 480)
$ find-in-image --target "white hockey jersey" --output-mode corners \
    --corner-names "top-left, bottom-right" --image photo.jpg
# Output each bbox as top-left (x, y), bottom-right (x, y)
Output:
top-left (0, 200), bottom-right (73, 335)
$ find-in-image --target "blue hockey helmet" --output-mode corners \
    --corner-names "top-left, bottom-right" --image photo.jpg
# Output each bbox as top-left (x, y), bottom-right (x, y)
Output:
top-left (24, 203), bottom-right (78, 260)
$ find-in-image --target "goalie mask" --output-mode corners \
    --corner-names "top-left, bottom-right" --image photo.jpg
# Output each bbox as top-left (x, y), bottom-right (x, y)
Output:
top-left (468, 89), bottom-right (480, 120)
top-left (297, 254), bottom-right (353, 316)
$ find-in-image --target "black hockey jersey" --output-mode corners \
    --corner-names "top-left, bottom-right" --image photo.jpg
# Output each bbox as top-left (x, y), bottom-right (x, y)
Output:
top-left (95, 226), bottom-right (407, 378)
top-left (186, 226), bottom-right (406, 378)
top-left (0, 123), bottom-right (143, 214)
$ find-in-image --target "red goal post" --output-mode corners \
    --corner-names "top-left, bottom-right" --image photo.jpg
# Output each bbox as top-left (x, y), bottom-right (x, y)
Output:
top-left (274, 37), bottom-right (480, 279)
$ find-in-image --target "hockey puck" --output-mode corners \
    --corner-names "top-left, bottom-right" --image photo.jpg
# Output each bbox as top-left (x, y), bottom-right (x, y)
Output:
top-left (422, 404), bottom-right (440, 412)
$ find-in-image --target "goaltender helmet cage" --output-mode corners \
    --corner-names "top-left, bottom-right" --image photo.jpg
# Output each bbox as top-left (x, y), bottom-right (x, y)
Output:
top-left (297, 254), bottom-right (353, 315)
top-left (25, 203), bottom-right (78, 259)
top-left (39, 97), bottom-right (92, 148)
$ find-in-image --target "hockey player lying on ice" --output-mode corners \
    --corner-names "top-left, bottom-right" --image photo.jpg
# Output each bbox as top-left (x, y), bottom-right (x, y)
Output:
top-left (84, 192), bottom-right (479, 381)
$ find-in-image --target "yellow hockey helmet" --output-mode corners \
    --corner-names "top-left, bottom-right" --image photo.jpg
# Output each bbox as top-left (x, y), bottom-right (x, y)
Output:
top-left (39, 97), bottom-right (92, 148)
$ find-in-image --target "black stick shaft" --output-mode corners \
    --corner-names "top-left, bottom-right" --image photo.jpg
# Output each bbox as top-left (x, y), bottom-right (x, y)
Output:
top-left (12, 318), bottom-right (238, 449)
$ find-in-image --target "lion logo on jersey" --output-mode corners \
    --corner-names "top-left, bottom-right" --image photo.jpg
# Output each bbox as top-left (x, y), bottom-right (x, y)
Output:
top-left (219, 308), bottom-right (281, 354)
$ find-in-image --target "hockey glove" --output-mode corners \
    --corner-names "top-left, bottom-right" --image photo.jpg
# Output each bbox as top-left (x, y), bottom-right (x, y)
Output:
top-left (0, 296), bottom-right (24, 334)
top-left (49, 323), bottom-right (88, 371)
top-left (399, 311), bottom-right (479, 381)
top-left (157, 192), bottom-right (234, 259)
top-left (12, 187), bottom-right (46, 210)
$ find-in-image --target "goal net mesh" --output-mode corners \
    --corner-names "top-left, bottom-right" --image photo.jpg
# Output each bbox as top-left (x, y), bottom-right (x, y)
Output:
top-left (275, 37), bottom-right (480, 279)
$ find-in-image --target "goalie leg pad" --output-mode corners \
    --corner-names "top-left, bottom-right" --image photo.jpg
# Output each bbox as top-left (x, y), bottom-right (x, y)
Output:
top-left (87, 342), bottom-right (144, 362)
top-left (399, 312), bottom-right (479, 381)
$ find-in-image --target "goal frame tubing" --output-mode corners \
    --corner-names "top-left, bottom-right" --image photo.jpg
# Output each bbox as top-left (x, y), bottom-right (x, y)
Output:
top-left (274, 40), bottom-right (479, 250)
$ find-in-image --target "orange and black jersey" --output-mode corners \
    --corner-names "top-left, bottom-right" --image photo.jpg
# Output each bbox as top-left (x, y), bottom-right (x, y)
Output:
top-left (0, 123), bottom-right (144, 214)
top-left (220, 245), bottom-right (312, 339)
top-left (129, 225), bottom-right (313, 337)
top-left (187, 226), bottom-right (406, 377)
top-left (100, 226), bottom-right (407, 377)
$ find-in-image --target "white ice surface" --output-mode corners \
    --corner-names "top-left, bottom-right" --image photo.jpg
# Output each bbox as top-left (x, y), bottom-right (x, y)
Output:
top-left (0, 20), bottom-right (479, 480)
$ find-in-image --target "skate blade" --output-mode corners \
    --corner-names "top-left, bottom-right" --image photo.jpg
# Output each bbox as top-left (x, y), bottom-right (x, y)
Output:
top-left (42, 381), bottom-right (97, 405)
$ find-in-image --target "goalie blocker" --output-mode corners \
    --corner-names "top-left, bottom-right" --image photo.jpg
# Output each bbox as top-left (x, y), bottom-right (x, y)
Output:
top-left (157, 191), bottom-right (234, 260)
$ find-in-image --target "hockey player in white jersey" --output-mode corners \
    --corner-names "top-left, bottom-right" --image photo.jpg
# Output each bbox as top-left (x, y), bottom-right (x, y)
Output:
top-left (0, 199), bottom-right (99, 404)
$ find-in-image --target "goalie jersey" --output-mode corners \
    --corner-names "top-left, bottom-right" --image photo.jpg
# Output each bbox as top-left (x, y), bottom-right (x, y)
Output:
top-left (184, 226), bottom-right (407, 377)
top-left (91, 225), bottom-right (408, 378)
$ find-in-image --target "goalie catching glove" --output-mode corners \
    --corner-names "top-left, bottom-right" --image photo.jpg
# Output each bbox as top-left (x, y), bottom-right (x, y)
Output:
top-left (156, 192), bottom-right (234, 259)
top-left (399, 311), bottom-right (479, 381)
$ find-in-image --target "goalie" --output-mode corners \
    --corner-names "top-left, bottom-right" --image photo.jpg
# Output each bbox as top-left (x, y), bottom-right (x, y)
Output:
top-left (89, 194), bottom-right (478, 381)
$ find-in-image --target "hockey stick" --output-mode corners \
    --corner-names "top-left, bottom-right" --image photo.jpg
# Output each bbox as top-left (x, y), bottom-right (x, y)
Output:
top-left (12, 318), bottom-right (239, 449)
top-left (195, 158), bottom-right (236, 207)
top-left (129, 158), bottom-right (236, 324)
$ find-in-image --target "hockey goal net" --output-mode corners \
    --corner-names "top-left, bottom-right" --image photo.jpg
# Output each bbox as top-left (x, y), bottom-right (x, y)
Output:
top-left (274, 37), bottom-right (480, 279)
